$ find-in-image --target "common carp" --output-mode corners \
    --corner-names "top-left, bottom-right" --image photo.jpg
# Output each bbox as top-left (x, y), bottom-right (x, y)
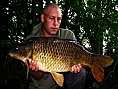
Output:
top-left (8, 37), bottom-right (113, 86)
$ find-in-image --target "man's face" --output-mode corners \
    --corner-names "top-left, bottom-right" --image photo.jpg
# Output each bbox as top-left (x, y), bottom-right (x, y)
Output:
top-left (41, 7), bottom-right (62, 36)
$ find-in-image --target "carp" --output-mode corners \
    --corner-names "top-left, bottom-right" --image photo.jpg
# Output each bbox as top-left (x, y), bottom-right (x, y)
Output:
top-left (8, 37), bottom-right (113, 86)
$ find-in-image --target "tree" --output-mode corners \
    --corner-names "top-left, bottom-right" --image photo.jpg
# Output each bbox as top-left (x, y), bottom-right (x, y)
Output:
top-left (0, 0), bottom-right (118, 89)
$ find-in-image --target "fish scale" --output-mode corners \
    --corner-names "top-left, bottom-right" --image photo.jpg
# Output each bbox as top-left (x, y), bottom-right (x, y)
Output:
top-left (8, 37), bottom-right (113, 87)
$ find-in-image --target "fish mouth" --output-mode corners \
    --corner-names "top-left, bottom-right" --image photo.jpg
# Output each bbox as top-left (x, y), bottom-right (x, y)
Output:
top-left (8, 53), bottom-right (19, 59)
top-left (8, 52), bottom-right (14, 57)
top-left (8, 52), bottom-right (28, 62)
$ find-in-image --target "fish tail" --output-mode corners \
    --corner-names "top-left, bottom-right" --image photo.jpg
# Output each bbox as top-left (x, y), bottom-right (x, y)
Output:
top-left (91, 54), bottom-right (113, 82)
top-left (96, 54), bottom-right (113, 67)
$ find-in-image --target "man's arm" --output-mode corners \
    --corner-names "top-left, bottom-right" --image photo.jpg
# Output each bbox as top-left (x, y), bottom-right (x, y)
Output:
top-left (26, 24), bottom-right (45, 80)
top-left (29, 61), bottom-right (44, 80)
top-left (29, 70), bottom-right (44, 80)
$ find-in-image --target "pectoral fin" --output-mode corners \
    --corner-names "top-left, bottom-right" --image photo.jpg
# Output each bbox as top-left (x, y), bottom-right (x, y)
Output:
top-left (51, 72), bottom-right (64, 87)
top-left (91, 64), bottom-right (104, 82)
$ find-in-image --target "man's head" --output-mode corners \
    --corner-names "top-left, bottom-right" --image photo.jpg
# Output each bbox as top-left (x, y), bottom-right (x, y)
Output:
top-left (40, 3), bottom-right (62, 37)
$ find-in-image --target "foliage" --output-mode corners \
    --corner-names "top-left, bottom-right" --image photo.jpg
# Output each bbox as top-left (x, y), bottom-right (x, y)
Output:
top-left (0, 0), bottom-right (118, 89)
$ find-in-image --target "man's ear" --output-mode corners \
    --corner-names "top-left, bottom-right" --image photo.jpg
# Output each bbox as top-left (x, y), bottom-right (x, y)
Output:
top-left (40, 14), bottom-right (44, 22)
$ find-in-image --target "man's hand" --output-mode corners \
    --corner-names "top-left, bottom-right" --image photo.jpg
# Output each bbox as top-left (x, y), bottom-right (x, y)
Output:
top-left (29, 60), bottom-right (45, 80)
top-left (29, 60), bottom-right (39, 71)
top-left (70, 64), bottom-right (82, 73)
top-left (29, 60), bottom-right (82, 73)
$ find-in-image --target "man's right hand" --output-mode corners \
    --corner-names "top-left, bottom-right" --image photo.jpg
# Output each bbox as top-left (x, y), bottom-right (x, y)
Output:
top-left (29, 60), bottom-right (45, 80)
top-left (29, 60), bottom-right (39, 71)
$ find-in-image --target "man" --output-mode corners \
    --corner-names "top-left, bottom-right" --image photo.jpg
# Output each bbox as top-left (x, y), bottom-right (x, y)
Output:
top-left (26, 3), bottom-right (87, 89)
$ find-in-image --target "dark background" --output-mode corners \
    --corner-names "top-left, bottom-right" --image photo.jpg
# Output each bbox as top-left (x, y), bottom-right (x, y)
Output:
top-left (0, 0), bottom-right (118, 89)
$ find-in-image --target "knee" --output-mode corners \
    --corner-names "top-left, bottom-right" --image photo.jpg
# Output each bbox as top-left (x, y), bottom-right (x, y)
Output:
top-left (80, 68), bottom-right (87, 77)
top-left (77, 68), bottom-right (87, 80)
top-left (63, 68), bottom-right (87, 87)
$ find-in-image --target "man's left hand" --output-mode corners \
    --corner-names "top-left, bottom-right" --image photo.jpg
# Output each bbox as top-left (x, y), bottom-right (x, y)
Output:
top-left (70, 64), bottom-right (82, 73)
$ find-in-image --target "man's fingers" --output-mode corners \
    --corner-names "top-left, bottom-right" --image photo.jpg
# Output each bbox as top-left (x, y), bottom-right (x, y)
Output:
top-left (77, 64), bottom-right (82, 72)
top-left (29, 61), bottom-right (39, 71)
top-left (70, 64), bottom-right (82, 73)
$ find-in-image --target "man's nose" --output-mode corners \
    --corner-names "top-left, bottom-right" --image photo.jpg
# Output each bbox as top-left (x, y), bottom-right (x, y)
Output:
top-left (54, 18), bottom-right (58, 26)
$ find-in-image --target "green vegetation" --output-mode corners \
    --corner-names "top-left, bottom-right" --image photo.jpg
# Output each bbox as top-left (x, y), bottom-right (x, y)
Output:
top-left (0, 0), bottom-right (118, 89)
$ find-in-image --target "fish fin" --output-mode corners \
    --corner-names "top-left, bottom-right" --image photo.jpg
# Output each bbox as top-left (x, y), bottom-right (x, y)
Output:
top-left (91, 64), bottom-right (104, 82)
top-left (24, 60), bottom-right (30, 79)
top-left (96, 55), bottom-right (113, 67)
top-left (51, 72), bottom-right (64, 87)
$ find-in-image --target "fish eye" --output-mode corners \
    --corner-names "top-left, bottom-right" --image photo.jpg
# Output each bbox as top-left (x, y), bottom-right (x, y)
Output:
top-left (16, 47), bottom-right (19, 50)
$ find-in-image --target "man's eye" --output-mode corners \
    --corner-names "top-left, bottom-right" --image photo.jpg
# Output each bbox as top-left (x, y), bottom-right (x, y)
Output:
top-left (50, 18), bottom-right (54, 20)
top-left (57, 18), bottom-right (61, 21)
